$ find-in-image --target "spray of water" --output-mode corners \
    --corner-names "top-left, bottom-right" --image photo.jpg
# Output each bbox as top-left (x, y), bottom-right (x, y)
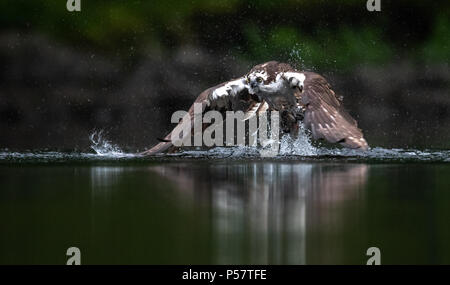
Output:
top-left (288, 44), bottom-right (304, 69)
top-left (89, 130), bottom-right (134, 157)
top-left (279, 123), bottom-right (317, 156)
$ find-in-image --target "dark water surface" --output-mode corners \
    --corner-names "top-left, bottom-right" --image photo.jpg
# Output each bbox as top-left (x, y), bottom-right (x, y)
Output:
top-left (1, 149), bottom-right (450, 264)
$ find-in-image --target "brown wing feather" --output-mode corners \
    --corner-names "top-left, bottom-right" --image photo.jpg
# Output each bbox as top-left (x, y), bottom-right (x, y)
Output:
top-left (141, 81), bottom-right (259, 155)
top-left (300, 72), bottom-right (368, 150)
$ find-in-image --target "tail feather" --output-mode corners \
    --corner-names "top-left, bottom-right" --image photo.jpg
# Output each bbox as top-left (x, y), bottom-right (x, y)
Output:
top-left (140, 140), bottom-right (173, 156)
top-left (141, 98), bottom-right (207, 156)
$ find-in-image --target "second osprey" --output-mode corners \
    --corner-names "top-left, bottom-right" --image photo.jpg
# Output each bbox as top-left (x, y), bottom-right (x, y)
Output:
top-left (142, 61), bottom-right (368, 155)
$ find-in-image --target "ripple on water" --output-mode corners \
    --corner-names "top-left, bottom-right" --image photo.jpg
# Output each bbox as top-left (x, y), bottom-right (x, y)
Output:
top-left (0, 147), bottom-right (450, 163)
top-left (0, 130), bottom-right (449, 163)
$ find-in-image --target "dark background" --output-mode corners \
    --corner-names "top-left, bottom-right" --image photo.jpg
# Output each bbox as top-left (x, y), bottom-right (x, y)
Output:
top-left (0, 0), bottom-right (449, 152)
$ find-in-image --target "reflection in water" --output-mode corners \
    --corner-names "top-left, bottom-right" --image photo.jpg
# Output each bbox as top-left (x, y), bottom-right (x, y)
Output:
top-left (89, 166), bottom-right (128, 255)
top-left (2, 161), bottom-right (447, 264)
top-left (90, 167), bottom-right (126, 190)
top-left (148, 162), bottom-right (368, 264)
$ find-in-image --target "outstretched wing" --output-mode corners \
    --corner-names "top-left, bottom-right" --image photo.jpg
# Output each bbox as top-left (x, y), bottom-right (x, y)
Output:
top-left (141, 77), bottom-right (260, 155)
top-left (299, 72), bottom-right (368, 150)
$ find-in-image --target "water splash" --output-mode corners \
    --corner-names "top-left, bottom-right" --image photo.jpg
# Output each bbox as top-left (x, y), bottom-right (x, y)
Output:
top-left (288, 43), bottom-right (315, 71)
top-left (1, 129), bottom-right (449, 163)
top-left (1, 147), bottom-right (450, 163)
top-left (89, 130), bottom-right (134, 158)
top-left (279, 124), bottom-right (317, 156)
top-left (289, 44), bottom-right (305, 69)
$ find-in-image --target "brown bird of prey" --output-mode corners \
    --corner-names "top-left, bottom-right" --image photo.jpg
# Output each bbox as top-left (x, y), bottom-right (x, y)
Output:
top-left (141, 61), bottom-right (368, 155)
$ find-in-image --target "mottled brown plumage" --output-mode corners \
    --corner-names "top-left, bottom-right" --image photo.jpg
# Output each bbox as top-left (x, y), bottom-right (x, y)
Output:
top-left (142, 61), bottom-right (368, 155)
top-left (300, 71), bottom-right (368, 149)
top-left (141, 80), bottom-right (259, 155)
top-left (245, 61), bottom-right (368, 150)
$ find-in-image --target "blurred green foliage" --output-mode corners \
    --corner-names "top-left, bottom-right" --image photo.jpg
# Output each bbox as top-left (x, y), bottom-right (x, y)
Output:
top-left (422, 14), bottom-right (450, 63)
top-left (0, 0), bottom-right (448, 70)
top-left (244, 25), bottom-right (394, 70)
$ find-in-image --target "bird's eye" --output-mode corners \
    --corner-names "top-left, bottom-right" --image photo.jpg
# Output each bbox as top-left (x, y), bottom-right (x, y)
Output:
top-left (256, 77), bottom-right (263, 83)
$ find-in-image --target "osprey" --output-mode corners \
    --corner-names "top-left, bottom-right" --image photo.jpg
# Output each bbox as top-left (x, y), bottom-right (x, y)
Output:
top-left (142, 61), bottom-right (368, 155)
